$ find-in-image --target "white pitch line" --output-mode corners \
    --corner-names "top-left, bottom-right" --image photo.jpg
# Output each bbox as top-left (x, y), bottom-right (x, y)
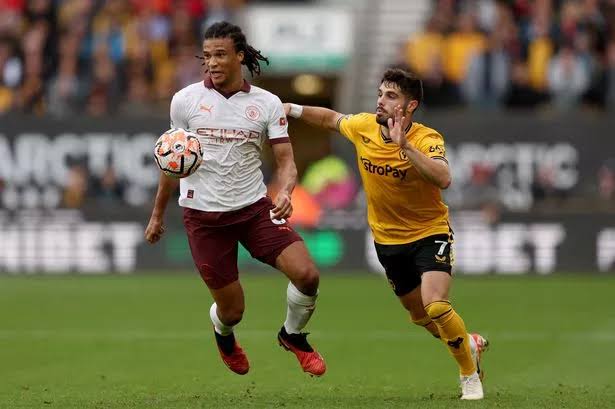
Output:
top-left (0, 329), bottom-right (614, 341)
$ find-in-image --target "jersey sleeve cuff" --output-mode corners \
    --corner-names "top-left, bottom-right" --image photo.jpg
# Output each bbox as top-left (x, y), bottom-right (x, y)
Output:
top-left (269, 136), bottom-right (290, 145)
top-left (431, 156), bottom-right (448, 164)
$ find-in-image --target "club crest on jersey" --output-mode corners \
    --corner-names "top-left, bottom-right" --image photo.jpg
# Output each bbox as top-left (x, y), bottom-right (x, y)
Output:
top-left (360, 157), bottom-right (407, 180)
top-left (246, 105), bottom-right (260, 121)
top-left (399, 149), bottom-right (408, 161)
top-left (361, 136), bottom-right (370, 144)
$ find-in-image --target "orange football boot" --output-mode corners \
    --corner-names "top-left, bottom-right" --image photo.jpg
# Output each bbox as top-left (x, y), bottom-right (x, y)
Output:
top-left (278, 326), bottom-right (326, 377)
top-left (214, 330), bottom-right (249, 375)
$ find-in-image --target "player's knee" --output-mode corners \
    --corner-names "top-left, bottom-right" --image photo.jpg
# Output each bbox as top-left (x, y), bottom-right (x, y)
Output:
top-left (217, 305), bottom-right (245, 326)
top-left (421, 290), bottom-right (449, 307)
top-left (291, 263), bottom-right (320, 295)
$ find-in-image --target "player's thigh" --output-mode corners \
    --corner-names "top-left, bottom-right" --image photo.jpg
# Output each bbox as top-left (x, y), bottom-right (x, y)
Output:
top-left (239, 201), bottom-right (304, 267)
top-left (183, 208), bottom-right (241, 290)
top-left (239, 204), bottom-right (316, 293)
top-left (421, 271), bottom-right (452, 305)
top-left (414, 234), bottom-right (454, 304)
top-left (374, 242), bottom-right (421, 297)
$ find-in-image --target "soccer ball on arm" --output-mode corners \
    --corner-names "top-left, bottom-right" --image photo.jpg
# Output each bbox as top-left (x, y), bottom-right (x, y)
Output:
top-left (154, 128), bottom-right (203, 178)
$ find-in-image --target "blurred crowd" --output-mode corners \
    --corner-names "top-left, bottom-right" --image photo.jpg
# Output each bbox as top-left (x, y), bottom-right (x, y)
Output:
top-left (2, 0), bottom-right (614, 117)
top-left (0, 0), bottom-right (246, 117)
top-left (396, 0), bottom-right (615, 111)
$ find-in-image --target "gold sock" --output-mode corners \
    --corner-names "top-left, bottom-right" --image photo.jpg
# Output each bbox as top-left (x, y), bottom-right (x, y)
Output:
top-left (411, 315), bottom-right (441, 339)
top-left (425, 300), bottom-right (476, 376)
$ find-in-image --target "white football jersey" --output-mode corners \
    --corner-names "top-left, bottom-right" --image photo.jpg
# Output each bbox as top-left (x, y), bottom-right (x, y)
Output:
top-left (170, 76), bottom-right (289, 212)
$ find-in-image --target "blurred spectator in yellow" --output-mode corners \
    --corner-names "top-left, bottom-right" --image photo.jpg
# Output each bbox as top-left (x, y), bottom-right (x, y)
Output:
top-left (442, 11), bottom-right (487, 87)
top-left (404, 15), bottom-right (445, 81)
top-left (402, 14), bottom-right (459, 106)
top-left (526, 9), bottom-right (553, 92)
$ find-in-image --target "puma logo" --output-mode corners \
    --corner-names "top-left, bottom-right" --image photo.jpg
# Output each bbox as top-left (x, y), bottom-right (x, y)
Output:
top-left (200, 104), bottom-right (213, 113)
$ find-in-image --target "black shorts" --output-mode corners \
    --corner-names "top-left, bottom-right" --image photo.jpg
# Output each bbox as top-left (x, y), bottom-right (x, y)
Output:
top-left (374, 233), bottom-right (454, 297)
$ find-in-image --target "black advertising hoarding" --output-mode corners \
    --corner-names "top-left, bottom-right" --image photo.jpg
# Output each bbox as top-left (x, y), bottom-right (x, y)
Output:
top-left (0, 114), bottom-right (613, 274)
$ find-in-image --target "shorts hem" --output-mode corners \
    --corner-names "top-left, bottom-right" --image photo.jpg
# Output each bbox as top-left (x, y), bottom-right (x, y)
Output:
top-left (417, 266), bottom-right (452, 274)
top-left (258, 236), bottom-right (304, 267)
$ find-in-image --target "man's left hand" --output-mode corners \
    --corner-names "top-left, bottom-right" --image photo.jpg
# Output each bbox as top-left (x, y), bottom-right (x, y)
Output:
top-left (388, 105), bottom-right (409, 149)
top-left (272, 191), bottom-right (293, 220)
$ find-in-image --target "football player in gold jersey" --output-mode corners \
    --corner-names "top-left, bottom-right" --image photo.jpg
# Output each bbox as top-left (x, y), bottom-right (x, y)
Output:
top-left (284, 68), bottom-right (488, 400)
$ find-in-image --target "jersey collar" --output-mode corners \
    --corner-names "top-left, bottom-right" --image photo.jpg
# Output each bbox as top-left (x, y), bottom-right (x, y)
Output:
top-left (380, 122), bottom-right (413, 144)
top-left (203, 74), bottom-right (251, 98)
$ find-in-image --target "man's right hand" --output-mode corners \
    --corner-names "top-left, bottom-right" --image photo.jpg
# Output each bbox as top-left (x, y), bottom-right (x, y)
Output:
top-left (145, 215), bottom-right (165, 244)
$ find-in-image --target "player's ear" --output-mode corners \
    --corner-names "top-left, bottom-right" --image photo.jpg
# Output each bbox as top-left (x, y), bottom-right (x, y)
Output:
top-left (406, 100), bottom-right (419, 114)
top-left (237, 50), bottom-right (244, 63)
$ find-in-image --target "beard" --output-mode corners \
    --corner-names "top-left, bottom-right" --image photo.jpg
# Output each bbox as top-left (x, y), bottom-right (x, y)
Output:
top-left (375, 112), bottom-right (391, 127)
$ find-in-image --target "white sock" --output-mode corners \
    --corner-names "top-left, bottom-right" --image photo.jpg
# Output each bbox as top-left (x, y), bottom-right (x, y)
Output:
top-left (284, 282), bottom-right (318, 334)
top-left (209, 303), bottom-right (233, 336)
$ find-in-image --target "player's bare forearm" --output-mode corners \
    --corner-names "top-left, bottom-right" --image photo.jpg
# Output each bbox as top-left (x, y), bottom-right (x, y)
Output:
top-left (403, 146), bottom-right (451, 189)
top-left (272, 143), bottom-right (297, 195)
top-left (145, 173), bottom-right (178, 243)
top-left (151, 172), bottom-right (180, 218)
top-left (284, 104), bottom-right (343, 132)
top-left (271, 143), bottom-right (297, 219)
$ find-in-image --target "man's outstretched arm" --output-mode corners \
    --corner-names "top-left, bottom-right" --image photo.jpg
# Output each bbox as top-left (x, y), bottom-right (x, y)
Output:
top-left (283, 103), bottom-right (345, 133)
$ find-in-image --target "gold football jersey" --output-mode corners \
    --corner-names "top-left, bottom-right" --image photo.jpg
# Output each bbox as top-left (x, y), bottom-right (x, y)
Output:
top-left (339, 113), bottom-right (450, 244)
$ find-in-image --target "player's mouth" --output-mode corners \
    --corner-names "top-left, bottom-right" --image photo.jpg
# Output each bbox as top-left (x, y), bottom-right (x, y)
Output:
top-left (210, 71), bottom-right (224, 80)
top-left (376, 107), bottom-right (386, 115)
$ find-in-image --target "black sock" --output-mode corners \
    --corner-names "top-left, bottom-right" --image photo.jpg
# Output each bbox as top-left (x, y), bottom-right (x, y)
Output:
top-left (214, 331), bottom-right (235, 355)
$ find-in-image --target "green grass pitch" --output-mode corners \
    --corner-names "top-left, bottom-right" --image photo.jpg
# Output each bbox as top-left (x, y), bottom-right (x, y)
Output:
top-left (1, 273), bottom-right (615, 408)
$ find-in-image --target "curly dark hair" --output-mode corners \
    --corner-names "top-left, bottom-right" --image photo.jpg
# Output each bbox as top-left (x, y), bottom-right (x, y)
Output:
top-left (203, 21), bottom-right (270, 77)
top-left (381, 68), bottom-right (424, 108)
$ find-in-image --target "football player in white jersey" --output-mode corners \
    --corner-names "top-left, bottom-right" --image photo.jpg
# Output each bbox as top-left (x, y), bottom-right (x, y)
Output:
top-left (145, 21), bottom-right (326, 377)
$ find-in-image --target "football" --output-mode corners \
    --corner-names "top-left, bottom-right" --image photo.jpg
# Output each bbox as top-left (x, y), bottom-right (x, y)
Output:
top-left (154, 128), bottom-right (203, 178)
